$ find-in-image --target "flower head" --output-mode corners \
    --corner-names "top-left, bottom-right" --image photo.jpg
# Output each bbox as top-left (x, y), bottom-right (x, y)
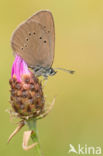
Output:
top-left (9, 55), bottom-right (45, 119)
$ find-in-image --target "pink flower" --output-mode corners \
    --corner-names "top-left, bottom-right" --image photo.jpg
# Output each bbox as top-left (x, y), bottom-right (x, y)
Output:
top-left (11, 55), bottom-right (30, 82)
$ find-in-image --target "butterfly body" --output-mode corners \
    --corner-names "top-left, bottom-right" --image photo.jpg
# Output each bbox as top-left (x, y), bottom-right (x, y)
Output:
top-left (33, 66), bottom-right (56, 77)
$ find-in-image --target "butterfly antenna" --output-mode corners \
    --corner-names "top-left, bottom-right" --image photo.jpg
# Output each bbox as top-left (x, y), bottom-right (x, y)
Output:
top-left (54, 68), bottom-right (75, 74)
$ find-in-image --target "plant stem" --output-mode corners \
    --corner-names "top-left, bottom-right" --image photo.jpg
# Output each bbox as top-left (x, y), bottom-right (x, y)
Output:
top-left (27, 119), bottom-right (42, 156)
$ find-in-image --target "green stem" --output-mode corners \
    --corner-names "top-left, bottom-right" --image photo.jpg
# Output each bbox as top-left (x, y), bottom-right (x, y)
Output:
top-left (26, 119), bottom-right (42, 156)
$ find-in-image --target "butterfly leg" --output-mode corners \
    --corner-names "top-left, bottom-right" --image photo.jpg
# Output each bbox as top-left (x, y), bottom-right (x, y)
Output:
top-left (42, 78), bottom-right (48, 88)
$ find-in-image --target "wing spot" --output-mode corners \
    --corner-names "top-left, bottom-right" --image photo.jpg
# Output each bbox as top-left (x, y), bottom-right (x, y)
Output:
top-left (48, 30), bottom-right (50, 33)
top-left (29, 33), bottom-right (31, 36)
top-left (26, 38), bottom-right (29, 41)
top-left (21, 47), bottom-right (24, 50)
top-left (44, 40), bottom-right (47, 43)
top-left (44, 26), bottom-right (46, 28)
top-left (33, 32), bottom-right (36, 35)
top-left (39, 37), bottom-right (42, 39)
top-left (24, 44), bottom-right (27, 47)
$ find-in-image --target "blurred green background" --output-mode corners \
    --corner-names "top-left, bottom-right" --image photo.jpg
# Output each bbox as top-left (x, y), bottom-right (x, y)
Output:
top-left (0, 0), bottom-right (103, 156)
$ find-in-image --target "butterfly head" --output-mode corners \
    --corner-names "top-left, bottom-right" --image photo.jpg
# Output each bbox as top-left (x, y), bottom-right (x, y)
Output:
top-left (48, 67), bottom-right (57, 76)
top-left (33, 66), bottom-right (57, 78)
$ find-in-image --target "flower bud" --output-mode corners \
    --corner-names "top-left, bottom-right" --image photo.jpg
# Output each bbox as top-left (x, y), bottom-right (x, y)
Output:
top-left (9, 55), bottom-right (45, 119)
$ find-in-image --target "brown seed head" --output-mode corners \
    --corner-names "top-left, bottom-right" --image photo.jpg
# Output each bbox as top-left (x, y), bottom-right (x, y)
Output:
top-left (9, 73), bottom-right (45, 119)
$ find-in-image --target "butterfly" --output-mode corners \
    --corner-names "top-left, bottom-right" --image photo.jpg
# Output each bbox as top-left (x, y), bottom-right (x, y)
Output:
top-left (11, 10), bottom-right (74, 78)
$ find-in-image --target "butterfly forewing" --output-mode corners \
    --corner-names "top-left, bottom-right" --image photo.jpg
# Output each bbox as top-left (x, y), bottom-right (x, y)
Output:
top-left (11, 10), bottom-right (55, 68)
top-left (28, 10), bottom-right (55, 66)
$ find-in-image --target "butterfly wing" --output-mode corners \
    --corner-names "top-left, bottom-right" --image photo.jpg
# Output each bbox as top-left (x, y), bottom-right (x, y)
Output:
top-left (28, 10), bottom-right (55, 66)
top-left (11, 10), bottom-right (55, 68)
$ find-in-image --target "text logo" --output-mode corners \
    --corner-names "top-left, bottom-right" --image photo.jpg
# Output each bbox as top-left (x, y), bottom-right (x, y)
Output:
top-left (68, 144), bottom-right (101, 155)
